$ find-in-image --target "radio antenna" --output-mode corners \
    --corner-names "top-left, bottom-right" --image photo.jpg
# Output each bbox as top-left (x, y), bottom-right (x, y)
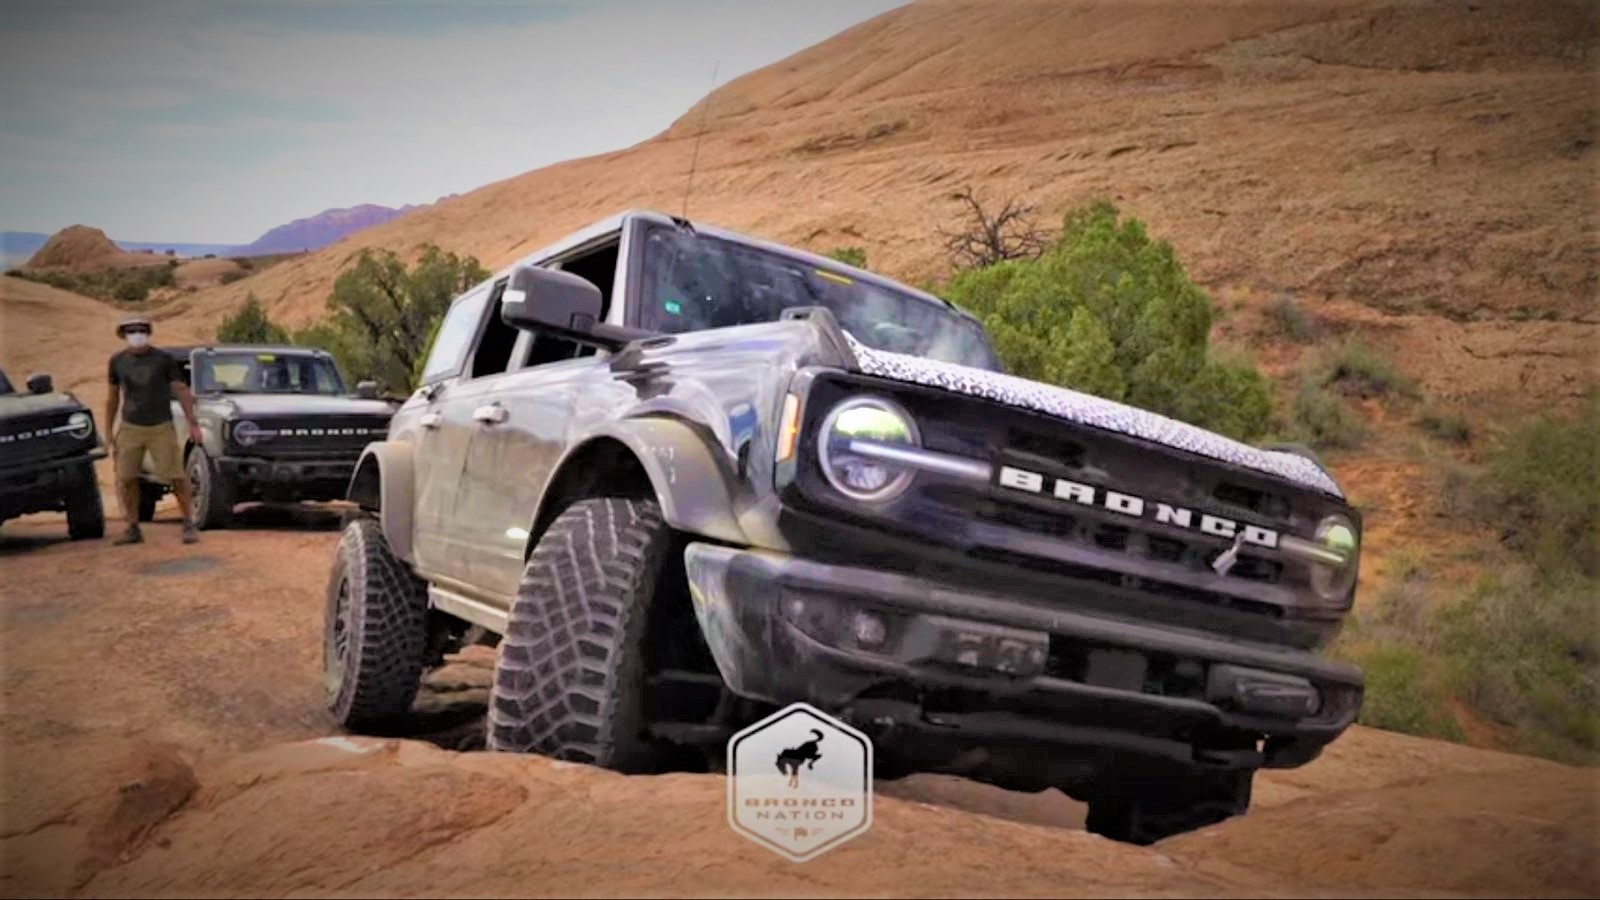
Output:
top-left (681, 59), bottom-right (720, 220)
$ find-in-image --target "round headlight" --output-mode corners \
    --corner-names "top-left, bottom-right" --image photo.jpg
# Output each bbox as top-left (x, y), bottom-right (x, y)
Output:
top-left (1310, 514), bottom-right (1359, 601)
top-left (233, 420), bottom-right (262, 445)
top-left (818, 396), bottom-right (920, 502)
top-left (66, 411), bottom-right (93, 439)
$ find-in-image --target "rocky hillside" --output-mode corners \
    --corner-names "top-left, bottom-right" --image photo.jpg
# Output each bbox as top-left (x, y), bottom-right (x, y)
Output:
top-left (22, 225), bottom-right (170, 272)
top-left (165, 0), bottom-right (1595, 414)
top-left (233, 203), bottom-right (424, 256)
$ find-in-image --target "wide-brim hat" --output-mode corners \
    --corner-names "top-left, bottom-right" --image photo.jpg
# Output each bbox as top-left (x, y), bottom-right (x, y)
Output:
top-left (116, 315), bottom-right (153, 336)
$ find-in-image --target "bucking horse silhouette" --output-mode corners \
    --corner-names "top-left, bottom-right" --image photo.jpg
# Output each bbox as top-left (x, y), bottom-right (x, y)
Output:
top-left (775, 729), bottom-right (824, 788)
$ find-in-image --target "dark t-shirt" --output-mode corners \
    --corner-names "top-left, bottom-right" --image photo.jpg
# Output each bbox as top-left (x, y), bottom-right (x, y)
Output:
top-left (109, 348), bottom-right (180, 426)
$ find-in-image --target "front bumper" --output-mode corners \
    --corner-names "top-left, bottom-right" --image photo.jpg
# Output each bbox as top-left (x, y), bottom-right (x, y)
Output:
top-left (685, 542), bottom-right (1362, 774)
top-left (0, 450), bottom-right (103, 519)
top-left (219, 455), bottom-right (357, 499)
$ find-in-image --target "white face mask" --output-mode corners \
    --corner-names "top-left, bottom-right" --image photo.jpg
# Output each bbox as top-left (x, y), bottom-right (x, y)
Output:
top-left (125, 332), bottom-right (150, 349)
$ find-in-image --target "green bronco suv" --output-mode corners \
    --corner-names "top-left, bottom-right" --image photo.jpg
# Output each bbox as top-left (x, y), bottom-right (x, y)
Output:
top-left (0, 366), bottom-right (105, 539)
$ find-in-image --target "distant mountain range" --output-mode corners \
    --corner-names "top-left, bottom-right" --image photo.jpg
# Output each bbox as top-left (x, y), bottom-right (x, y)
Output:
top-left (1, 203), bottom-right (426, 267)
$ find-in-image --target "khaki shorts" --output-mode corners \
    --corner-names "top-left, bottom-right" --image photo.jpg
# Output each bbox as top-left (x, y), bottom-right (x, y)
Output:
top-left (115, 421), bottom-right (184, 484)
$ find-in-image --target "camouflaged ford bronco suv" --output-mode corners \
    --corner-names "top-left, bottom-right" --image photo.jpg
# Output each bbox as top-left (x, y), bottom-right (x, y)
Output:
top-left (323, 210), bottom-right (1364, 844)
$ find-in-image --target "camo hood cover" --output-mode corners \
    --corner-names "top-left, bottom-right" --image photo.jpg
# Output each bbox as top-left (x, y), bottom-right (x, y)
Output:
top-left (842, 334), bottom-right (1344, 499)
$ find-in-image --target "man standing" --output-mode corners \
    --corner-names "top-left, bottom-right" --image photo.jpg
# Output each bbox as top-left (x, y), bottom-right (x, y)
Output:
top-left (106, 316), bottom-right (203, 544)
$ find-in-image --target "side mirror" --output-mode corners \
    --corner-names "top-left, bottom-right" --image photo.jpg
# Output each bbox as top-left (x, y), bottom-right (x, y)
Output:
top-left (355, 380), bottom-right (380, 399)
top-left (26, 373), bottom-right (53, 395)
top-left (501, 265), bottom-right (653, 351)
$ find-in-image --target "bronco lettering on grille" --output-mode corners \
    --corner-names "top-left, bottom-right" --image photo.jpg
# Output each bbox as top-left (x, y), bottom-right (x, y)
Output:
top-left (997, 464), bottom-right (1280, 549)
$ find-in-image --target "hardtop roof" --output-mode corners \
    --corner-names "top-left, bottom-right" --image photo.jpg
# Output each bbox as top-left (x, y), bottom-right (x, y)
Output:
top-left (164, 344), bottom-right (333, 358)
top-left (505, 209), bottom-right (969, 318)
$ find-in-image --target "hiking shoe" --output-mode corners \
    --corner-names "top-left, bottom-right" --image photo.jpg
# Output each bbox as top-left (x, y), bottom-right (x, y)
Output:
top-left (181, 523), bottom-right (199, 544)
top-left (112, 526), bottom-right (143, 545)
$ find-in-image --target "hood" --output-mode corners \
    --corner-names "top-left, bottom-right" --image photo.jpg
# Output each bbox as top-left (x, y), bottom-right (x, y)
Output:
top-left (207, 393), bottom-right (397, 418)
top-left (0, 391), bottom-right (86, 420)
top-left (840, 333), bottom-right (1344, 499)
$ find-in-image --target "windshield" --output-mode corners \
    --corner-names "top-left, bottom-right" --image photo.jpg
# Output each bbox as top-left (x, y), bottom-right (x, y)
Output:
top-left (638, 228), bottom-right (1000, 370)
top-left (0, 368), bottom-right (12, 395)
top-left (196, 352), bottom-right (345, 395)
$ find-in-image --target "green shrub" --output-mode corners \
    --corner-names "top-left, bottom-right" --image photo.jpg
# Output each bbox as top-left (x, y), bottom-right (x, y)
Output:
top-left (1283, 379), bottom-right (1366, 450)
top-left (1417, 406), bottom-right (1472, 444)
top-left (1317, 338), bottom-right (1417, 399)
top-left (940, 201), bottom-right (1272, 441)
top-left (296, 246), bottom-right (488, 393)
top-left (1480, 392), bottom-right (1600, 575)
top-left (1348, 643), bottom-right (1465, 741)
top-left (217, 294), bottom-right (290, 344)
top-left (1334, 561), bottom-right (1597, 762)
top-left (1335, 399), bottom-right (1600, 764)
top-left (1265, 294), bottom-right (1317, 342)
top-left (826, 246), bottom-right (867, 268)
top-left (114, 279), bottom-right (149, 303)
top-left (1436, 572), bottom-right (1598, 760)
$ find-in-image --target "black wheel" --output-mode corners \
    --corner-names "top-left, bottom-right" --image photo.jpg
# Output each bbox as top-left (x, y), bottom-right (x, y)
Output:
top-left (1086, 767), bottom-right (1254, 845)
top-left (323, 517), bottom-right (430, 730)
top-left (137, 481), bottom-right (161, 522)
top-left (487, 497), bottom-right (674, 771)
top-left (187, 447), bottom-right (233, 529)
top-left (65, 462), bottom-right (104, 540)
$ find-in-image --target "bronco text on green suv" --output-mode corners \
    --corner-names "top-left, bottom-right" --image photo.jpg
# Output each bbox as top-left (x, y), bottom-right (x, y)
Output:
top-left (323, 210), bottom-right (1364, 844)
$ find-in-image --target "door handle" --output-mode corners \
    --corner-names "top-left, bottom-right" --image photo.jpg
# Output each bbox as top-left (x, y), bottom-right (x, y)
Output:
top-left (472, 404), bottom-right (508, 425)
top-left (419, 412), bottom-right (443, 429)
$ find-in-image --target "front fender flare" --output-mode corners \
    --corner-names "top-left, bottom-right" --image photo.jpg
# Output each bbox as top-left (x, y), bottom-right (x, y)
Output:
top-left (557, 418), bottom-right (749, 547)
top-left (347, 440), bottom-right (416, 564)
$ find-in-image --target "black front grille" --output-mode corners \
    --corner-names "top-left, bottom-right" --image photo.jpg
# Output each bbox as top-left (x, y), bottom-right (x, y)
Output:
top-left (0, 413), bottom-right (93, 467)
top-left (789, 372), bottom-right (1358, 618)
top-left (235, 416), bottom-right (388, 458)
top-left (975, 492), bottom-right (1287, 588)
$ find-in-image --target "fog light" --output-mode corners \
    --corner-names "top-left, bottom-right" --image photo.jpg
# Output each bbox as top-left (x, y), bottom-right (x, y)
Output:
top-left (853, 611), bottom-right (887, 648)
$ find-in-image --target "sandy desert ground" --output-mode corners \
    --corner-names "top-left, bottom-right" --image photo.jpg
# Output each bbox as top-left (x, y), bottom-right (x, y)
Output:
top-left (0, 502), bottom-right (1593, 899)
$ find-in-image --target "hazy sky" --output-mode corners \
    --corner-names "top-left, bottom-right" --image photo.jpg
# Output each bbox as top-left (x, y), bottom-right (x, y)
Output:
top-left (0, 1), bottom-right (903, 243)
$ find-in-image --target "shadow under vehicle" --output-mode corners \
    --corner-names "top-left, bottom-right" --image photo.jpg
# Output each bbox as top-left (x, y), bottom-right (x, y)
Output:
top-left (324, 210), bottom-right (1364, 845)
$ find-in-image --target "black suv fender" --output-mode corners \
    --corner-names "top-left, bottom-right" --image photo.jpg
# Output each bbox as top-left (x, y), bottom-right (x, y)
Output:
top-left (524, 417), bottom-right (754, 557)
top-left (347, 441), bottom-right (417, 562)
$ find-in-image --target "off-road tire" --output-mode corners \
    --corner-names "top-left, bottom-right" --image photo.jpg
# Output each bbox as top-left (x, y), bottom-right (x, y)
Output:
top-left (324, 516), bottom-right (430, 730)
top-left (1086, 768), bottom-right (1254, 845)
top-left (487, 497), bottom-right (673, 771)
top-left (187, 447), bottom-right (233, 529)
top-left (65, 462), bottom-right (104, 540)
top-left (137, 481), bottom-right (161, 522)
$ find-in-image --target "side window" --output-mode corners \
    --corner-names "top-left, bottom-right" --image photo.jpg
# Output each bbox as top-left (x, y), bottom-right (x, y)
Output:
top-left (419, 285), bottom-right (492, 384)
top-left (519, 236), bottom-right (620, 369)
top-left (469, 282), bottom-right (520, 379)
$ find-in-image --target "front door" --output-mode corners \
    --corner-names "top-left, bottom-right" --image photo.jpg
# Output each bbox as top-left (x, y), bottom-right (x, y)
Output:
top-left (458, 346), bottom-right (597, 600)
top-left (408, 282), bottom-right (496, 578)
